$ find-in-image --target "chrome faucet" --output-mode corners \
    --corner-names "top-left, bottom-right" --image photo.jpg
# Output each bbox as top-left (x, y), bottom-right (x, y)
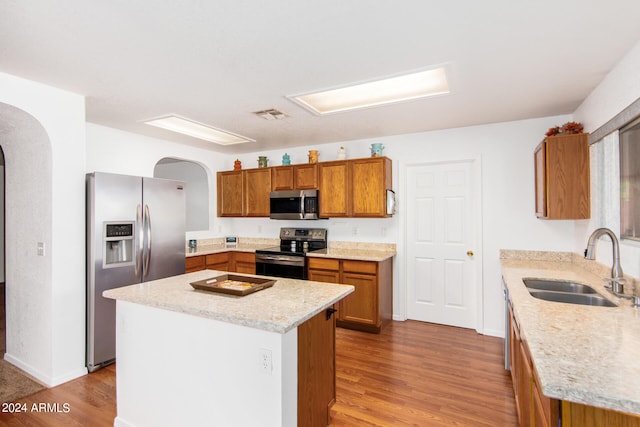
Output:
top-left (584, 228), bottom-right (625, 294)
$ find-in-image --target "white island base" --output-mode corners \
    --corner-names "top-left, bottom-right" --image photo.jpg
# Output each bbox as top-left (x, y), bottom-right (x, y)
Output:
top-left (113, 301), bottom-right (297, 427)
top-left (104, 270), bottom-right (353, 427)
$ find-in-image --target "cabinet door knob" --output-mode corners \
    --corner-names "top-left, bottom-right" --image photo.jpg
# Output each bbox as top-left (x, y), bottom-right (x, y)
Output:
top-left (467, 250), bottom-right (474, 257)
top-left (326, 308), bottom-right (337, 320)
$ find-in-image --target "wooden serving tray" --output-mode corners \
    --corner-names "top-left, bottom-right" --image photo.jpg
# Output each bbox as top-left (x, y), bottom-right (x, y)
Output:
top-left (190, 274), bottom-right (276, 296)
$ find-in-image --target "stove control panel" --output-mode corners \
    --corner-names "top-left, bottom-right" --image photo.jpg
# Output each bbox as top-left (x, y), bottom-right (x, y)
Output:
top-left (279, 227), bottom-right (327, 242)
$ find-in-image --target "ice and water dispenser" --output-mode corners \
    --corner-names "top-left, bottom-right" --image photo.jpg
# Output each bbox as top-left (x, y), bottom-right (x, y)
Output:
top-left (103, 222), bottom-right (135, 267)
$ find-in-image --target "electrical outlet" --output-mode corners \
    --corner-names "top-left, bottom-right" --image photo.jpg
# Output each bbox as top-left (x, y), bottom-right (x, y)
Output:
top-left (259, 348), bottom-right (272, 374)
top-left (37, 242), bottom-right (45, 256)
top-left (352, 226), bottom-right (358, 236)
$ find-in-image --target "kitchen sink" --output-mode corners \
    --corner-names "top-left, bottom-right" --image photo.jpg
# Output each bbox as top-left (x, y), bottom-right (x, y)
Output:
top-left (527, 290), bottom-right (617, 307)
top-left (523, 278), bottom-right (598, 294)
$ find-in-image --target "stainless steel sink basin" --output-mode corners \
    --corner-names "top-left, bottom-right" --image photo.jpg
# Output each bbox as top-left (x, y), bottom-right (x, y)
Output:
top-left (523, 278), bottom-right (598, 294)
top-left (527, 290), bottom-right (617, 307)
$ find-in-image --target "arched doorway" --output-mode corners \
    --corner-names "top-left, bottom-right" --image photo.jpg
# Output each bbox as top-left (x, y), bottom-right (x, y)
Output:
top-left (0, 146), bottom-right (4, 355)
top-left (154, 158), bottom-right (210, 231)
top-left (0, 103), bottom-right (53, 379)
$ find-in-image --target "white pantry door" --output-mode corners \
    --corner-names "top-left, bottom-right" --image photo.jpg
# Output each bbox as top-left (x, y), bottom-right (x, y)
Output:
top-left (406, 160), bottom-right (478, 329)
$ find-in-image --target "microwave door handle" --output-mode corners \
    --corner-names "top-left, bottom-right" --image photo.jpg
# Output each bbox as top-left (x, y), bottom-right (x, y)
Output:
top-left (300, 192), bottom-right (305, 219)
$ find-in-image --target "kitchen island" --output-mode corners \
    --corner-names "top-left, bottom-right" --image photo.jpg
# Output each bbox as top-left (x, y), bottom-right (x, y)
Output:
top-left (501, 250), bottom-right (640, 426)
top-left (103, 270), bottom-right (353, 427)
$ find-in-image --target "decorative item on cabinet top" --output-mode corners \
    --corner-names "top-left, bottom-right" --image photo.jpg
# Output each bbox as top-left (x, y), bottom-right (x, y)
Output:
top-left (308, 150), bottom-right (319, 163)
top-left (282, 153), bottom-right (291, 165)
top-left (233, 159), bottom-right (242, 170)
top-left (258, 156), bottom-right (268, 168)
top-left (337, 146), bottom-right (347, 160)
top-left (545, 121), bottom-right (584, 137)
top-left (370, 143), bottom-right (384, 157)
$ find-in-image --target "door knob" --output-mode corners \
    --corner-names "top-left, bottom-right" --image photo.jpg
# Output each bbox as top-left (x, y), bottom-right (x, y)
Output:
top-left (467, 250), bottom-right (474, 257)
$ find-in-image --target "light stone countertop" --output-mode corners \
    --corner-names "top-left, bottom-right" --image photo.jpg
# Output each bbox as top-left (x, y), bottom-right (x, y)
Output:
top-left (307, 247), bottom-right (396, 262)
top-left (501, 252), bottom-right (640, 415)
top-left (186, 243), bottom-right (274, 256)
top-left (185, 237), bottom-right (278, 257)
top-left (185, 238), bottom-right (396, 262)
top-left (103, 269), bottom-right (354, 334)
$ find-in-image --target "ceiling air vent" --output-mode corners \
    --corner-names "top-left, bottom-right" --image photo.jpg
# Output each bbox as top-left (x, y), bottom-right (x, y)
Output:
top-left (253, 108), bottom-right (288, 120)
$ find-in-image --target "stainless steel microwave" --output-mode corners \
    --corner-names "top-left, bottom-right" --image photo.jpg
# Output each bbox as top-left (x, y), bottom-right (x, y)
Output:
top-left (270, 190), bottom-right (320, 220)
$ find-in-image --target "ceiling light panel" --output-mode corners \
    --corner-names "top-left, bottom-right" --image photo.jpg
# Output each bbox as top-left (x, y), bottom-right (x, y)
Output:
top-left (143, 115), bottom-right (254, 145)
top-left (290, 67), bottom-right (450, 115)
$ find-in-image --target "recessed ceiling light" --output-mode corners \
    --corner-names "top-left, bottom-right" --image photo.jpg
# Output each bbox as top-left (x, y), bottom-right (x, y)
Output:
top-left (289, 67), bottom-right (450, 115)
top-left (143, 115), bottom-right (254, 145)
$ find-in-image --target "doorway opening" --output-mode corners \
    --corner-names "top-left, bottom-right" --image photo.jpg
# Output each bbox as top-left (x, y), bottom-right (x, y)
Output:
top-left (404, 158), bottom-right (482, 331)
top-left (0, 146), bottom-right (4, 355)
top-left (153, 158), bottom-right (210, 231)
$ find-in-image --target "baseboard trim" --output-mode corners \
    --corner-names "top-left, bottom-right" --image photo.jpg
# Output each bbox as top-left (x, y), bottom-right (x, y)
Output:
top-left (3, 353), bottom-right (87, 387)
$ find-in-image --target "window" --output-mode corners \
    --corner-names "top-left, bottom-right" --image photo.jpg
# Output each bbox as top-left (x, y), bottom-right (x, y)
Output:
top-left (619, 117), bottom-right (640, 241)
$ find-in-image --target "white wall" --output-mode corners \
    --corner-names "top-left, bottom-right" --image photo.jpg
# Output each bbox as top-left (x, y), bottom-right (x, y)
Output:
top-left (0, 71), bottom-right (86, 386)
top-left (86, 123), bottom-right (228, 240)
top-left (574, 39), bottom-right (640, 278)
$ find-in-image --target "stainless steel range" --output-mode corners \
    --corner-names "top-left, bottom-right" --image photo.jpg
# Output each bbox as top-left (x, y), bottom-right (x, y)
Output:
top-left (255, 228), bottom-right (328, 279)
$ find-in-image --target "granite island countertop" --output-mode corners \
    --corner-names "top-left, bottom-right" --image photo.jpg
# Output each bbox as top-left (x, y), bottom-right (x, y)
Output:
top-left (103, 269), bottom-right (354, 334)
top-left (501, 251), bottom-right (640, 415)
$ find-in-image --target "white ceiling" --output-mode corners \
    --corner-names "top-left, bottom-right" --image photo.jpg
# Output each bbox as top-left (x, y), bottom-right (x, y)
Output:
top-left (2, 1), bottom-right (640, 153)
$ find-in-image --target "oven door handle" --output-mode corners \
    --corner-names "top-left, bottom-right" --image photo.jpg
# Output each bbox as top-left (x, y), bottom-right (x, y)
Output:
top-left (255, 255), bottom-right (305, 267)
top-left (257, 255), bottom-right (298, 262)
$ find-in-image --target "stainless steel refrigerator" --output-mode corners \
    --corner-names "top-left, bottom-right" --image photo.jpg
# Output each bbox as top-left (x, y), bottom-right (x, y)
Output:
top-left (86, 172), bottom-right (186, 372)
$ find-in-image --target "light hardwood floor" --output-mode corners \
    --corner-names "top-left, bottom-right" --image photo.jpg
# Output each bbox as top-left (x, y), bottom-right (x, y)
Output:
top-left (0, 321), bottom-right (516, 426)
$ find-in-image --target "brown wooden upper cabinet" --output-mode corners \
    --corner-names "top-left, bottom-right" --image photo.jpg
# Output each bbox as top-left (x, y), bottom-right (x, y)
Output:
top-left (318, 157), bottom-right (392, 218)
top-left (244, 168), bottom-right (271, 216)
top-left (217, 168), bottom-right (271, 217)
top-left (218, 157), bottom-right (392, 218)
top-left (351, 157), bottom-right (392, 217)
top-left (217, 170), bottom-right (244, 217)
top-left (318, 160), bottom-right (351, 217)
top-left (534, 134), bottom-right (590, 219)
top-left (271, 164), bottom-right (318, 191)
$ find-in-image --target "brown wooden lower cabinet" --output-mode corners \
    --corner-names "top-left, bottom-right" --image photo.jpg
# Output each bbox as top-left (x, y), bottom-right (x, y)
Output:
top-left (307, 257), bottom-right (392, 333)
top-left (562, 401), bottom-right (640, 427)
top-left (185, 255), bottom-right (205, 273)
top-left (185, 251), bottom-right (256, 274)
top-left (232, 251), bottom-right (256, 274)
top-left (298, 307), bottom-right (336, 427)
top-left (509, 303), bottom-right (640, 427)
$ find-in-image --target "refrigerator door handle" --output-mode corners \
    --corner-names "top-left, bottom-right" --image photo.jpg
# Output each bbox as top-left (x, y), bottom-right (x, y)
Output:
top-left (135, 204), bottom-right (143, 278)
top-left (143, 204), bottom-right (152, 278)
